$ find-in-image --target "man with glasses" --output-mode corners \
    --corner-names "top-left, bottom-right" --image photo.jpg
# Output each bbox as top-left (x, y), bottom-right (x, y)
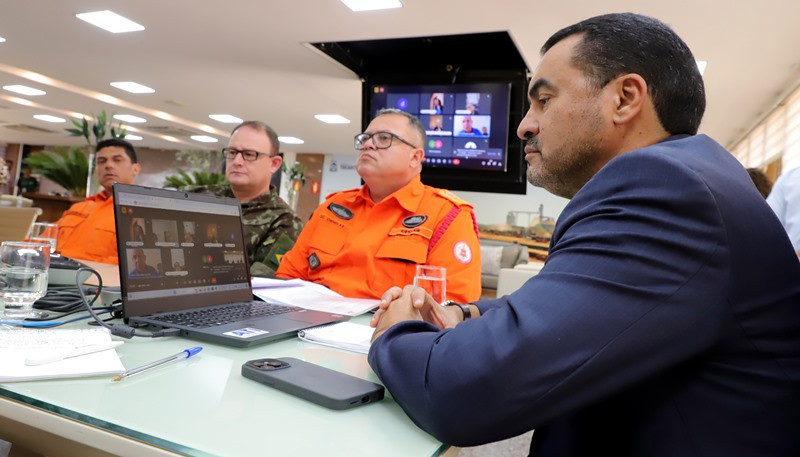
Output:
top-left (187, 121), bottom-right (302, 276)
top-left (52, 138), bottom-right (140, 264)
top-left (276, 108), bottom-right (481, 303)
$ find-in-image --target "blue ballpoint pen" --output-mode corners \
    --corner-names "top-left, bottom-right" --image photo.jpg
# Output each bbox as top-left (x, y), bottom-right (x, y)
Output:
top-left (112, 347), bottom-right (202, 382)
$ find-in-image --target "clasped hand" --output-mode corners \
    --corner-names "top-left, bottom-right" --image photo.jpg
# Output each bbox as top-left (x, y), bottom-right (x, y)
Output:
top-left (369, 285), bottom-right (462, 343)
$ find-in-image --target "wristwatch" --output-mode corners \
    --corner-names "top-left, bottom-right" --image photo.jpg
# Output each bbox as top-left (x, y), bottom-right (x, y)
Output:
top-left (441, 300), bottom-right (472, 321)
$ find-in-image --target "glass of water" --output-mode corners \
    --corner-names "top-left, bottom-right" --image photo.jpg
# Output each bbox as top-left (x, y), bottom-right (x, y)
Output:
top-left (413, 265), bottom-right (447, 304)
top-left (1, 241), bottom-right (50, 320)
top-left (27, 222), bottom-right (58, 254)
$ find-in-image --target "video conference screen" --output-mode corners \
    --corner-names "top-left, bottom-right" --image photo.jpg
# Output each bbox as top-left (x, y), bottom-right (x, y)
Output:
top-left (115, 191), bottom-right (250, 303)
top-left (370, 83), bottom-right (511, 172)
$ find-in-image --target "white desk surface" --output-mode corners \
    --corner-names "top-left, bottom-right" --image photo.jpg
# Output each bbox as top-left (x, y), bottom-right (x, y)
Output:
top-left (0, 315), bottom-right (445, 456)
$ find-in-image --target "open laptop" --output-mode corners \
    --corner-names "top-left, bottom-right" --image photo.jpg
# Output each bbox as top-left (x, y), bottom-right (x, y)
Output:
top-left (112, 183), bottom-right (348, 348)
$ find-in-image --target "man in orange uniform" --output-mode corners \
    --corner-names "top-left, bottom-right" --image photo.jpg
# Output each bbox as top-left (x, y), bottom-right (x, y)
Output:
top-left (54, 138), bottom-right (141, 264)
top-left (276, 109), bottom-right (481, 303)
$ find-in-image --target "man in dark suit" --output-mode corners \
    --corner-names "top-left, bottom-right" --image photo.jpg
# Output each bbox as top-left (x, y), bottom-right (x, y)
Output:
top-left (368, 13), bottom-right (800, 457)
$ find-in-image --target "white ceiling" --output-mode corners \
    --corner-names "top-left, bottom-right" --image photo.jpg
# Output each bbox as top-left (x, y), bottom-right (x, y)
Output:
top-left (1, 0), bottom-right (799, 157)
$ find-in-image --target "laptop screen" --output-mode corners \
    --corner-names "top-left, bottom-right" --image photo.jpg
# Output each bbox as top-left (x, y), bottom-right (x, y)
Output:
top-left (113, 184), bottom-right (253, 317)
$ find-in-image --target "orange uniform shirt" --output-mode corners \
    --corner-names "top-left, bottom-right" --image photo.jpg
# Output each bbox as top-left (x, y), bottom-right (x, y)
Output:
top-left (54, 191), bottom-right (119, 264)
top-left (276, 176), bottom-right (481, 303)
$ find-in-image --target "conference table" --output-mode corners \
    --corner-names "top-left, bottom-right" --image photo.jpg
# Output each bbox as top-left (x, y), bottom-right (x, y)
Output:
top-left (0, 263), bottom-right (446, 457)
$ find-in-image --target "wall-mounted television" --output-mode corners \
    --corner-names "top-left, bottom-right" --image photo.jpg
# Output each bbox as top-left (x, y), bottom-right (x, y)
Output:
top-left (369, 83), bottom-right (511, 174)
top-left (313, 31), bottom-right (529, 194)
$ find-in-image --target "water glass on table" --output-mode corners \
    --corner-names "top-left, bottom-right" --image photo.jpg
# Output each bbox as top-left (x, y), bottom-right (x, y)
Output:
top-left (27, 222), bottom-right (58, 254)
top-left (413, 265), bottom-right (447, 304)
top-left (0, 241), bottom-right (50, 320)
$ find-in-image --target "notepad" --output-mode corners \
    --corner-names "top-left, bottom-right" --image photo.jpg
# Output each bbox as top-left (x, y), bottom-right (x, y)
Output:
top-left (298, 322), bottom-right (374, 354)
top-left (0, 328), bottom-right (125, 382)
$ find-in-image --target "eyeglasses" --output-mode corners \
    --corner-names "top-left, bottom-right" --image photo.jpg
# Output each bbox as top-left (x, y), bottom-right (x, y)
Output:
top-left (222, 147), bottom-right (274, 161)
top-left (354, 131), bottom-right (418, 150)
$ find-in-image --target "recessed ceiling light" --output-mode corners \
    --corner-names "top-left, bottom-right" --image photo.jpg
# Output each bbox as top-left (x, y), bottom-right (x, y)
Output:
top-left (190, 135), bottom-right (218, 143)
top-left (0, 36), bottom-right (6, 43)
top-left (279, 136), bottom-right (305, 144)
top-left (113, 114), bottom-right (147, 123)
top-left (315, 114), bottom-right (350, 124)
top-left (110, 81), bottom-right (155, 94)
top-left (341, 0), bottom-right (402, 12)
top-left (125, 134), bottom-right (143, 141)
top-left (209, 114), bottom-right (243, 124)
top-left (33, 114), bottom-right (66, 123)
top-left (696, 60), bottom-right (707, 76)
top-left (2, 85), bottom-right (46, 96)
top-left (163, 136), bottom-right (179, 142)
top-left (75, 10), bottom-right (145, 33)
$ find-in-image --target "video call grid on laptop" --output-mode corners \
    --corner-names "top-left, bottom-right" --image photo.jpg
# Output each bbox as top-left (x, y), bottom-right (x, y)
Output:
top-left (112, 183), bottom-right (347, 348)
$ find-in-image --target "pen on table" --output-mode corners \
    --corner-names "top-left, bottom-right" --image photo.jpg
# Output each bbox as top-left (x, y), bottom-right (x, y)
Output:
top-left (112, 347), bottom-right (202, 382)
top-left (25, 341), bottom-right (125, 366)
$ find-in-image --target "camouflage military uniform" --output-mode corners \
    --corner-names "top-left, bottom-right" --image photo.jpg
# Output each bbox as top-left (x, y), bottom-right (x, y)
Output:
top-left (185, 184), bottom-right (303, 276)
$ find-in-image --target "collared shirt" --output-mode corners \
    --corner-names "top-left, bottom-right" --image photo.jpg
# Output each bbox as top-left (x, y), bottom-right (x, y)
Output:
top-left (187, 184), bottom-right (303, 276)
top-left (276, 176), bottom-right (481, 302)
top-left (767, 166), bottom-right (800, 252)
top-left (55, 191), bottom-right (119, 264)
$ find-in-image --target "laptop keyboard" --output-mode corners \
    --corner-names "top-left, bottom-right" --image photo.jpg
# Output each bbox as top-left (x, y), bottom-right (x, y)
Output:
top-left (151, 302), bottom-right (302, 328)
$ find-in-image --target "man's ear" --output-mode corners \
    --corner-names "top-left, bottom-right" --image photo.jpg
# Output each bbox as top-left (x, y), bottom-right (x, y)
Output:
top-left (270, 155), bottom-right (283, 174)
top-left (610, 73), bottom-right (648, 125)
top-left (132, 163), bottom-right (142, 177)
top-left (410, 148), bottom-right (425, 168)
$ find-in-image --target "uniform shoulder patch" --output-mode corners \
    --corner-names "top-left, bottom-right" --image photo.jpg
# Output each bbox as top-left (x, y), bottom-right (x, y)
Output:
top-left (452, 241), bottom-right (473, 265)
top-left (436, 189), bottom-right (472, 208)
top-left (327, 203), bottom-right (354, 220)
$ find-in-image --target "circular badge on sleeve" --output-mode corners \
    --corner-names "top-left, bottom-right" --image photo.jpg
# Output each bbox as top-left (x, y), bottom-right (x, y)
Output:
top-left (453, 241), bottom-right (473, 264)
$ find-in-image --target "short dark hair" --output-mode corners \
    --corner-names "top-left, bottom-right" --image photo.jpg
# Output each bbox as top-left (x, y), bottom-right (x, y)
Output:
top-left (96, 138), bottom-right (137, 163)
top-left (231, 121), bottom-right (280, 155)
top-left (375, 108), bottom-right (427, 148)
top-left (746, 168), bottom-right (773, 199)
top-left (542, 13), bottom-right (706, 135)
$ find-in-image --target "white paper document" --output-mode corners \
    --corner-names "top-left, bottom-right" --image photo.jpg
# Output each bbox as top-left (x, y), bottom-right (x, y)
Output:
top-left (252, 277), bottom-right (379, 316)
top-left (298, 322), bottom-right (374, 354)
top-left (0, 328), bottom-right (125, 382)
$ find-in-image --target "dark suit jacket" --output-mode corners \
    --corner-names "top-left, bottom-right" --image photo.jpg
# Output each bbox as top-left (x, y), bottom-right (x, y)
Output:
top-left (369, 134), bottom-right (800, 456)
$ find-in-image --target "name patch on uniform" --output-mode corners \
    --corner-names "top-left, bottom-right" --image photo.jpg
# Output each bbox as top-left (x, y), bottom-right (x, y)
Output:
top-left (308, 253), bottom-right (321, 270)
top-left (327, 203), bottom-right (353, 220)
top-left (402, 215), bottom-right (428, 228)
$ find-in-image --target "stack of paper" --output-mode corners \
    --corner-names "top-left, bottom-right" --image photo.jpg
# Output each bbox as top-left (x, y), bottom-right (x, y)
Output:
top-left (0, 328), bottom-right (125, 382)
top-left (298, 322), bottom-right (374, 354)
top-left (251, 277), bottom-right (379, 316)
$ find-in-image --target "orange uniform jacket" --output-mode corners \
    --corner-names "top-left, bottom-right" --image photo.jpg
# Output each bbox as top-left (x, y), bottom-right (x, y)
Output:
top-left (54, 191), bottom-right (119, 264)
top-left (276, 176), bottom-right (481, 303)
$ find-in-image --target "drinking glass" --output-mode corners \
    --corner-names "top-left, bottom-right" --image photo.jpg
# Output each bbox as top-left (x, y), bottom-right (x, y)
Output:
top-left (27, 222), bottom-right (58, 254)
top-left (1, 241), bottom-right (50, 320)
top-left (413, 265), bottom-right (447, 304)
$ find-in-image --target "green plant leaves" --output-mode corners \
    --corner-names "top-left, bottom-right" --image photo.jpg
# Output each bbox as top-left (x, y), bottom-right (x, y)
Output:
top-left (164, 168), bottom-right (227, 188)
top-left (23, 146), bottom-right (89, 196)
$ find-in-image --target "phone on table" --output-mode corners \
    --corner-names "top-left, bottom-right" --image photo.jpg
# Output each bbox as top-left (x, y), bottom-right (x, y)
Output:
top-left (241, 357), bottom-right (385, 410)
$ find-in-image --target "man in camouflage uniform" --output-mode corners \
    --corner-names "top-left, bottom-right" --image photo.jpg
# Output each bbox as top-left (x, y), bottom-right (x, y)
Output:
top-left (188, 121), bottom-right (302, 276)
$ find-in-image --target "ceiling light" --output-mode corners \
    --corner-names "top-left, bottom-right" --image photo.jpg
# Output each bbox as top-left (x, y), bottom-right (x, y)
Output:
top-left (209, 114), bottom-right (243, 124)
top-left (0, 36), bottom-right (6, 43)
top-left (163, 136), bottom-right (179, 142)
top-left (125, 134), bottom-right (143, 141)
top-left (2, 85), bottom-right (46, 96)
top-left (190, 135), bottom-right (218, 143)
top-left (314, 114), bottom-right (350, 124)
top-left (110, 81), bottom-right (155, 94)
top-left (75, 10), bottom-right (145, 33)
top-left (341, 0), bottom-right (402, 12)
top-left (279, 136), bottom-right (305, 144)
top-left (113, 114), bottom-right (146, 123)
top-left (33, 114), bottom-right (66, 123)
top-left (696, 60), bottom-right (707, 76)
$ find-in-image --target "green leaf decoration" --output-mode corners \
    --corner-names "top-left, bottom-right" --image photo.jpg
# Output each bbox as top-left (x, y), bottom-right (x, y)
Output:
top-left (23, 146), bottom-right (89, 196)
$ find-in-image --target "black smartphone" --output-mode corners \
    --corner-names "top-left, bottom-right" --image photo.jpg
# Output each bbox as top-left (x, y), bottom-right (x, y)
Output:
top-left (241, 357), bottom-right (385, 410)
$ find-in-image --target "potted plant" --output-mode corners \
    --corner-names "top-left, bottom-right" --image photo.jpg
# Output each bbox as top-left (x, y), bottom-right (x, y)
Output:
top-left (23, 110), bottom-right (127, 197)
top-left (283, 161), bottom-right (306, 210)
